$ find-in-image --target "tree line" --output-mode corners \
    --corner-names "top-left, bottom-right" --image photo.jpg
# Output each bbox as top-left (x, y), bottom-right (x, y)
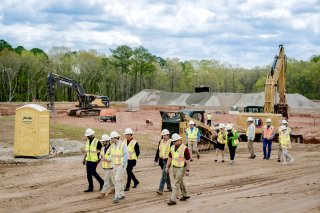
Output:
top-left (0, 39), bottom-right (319, 103)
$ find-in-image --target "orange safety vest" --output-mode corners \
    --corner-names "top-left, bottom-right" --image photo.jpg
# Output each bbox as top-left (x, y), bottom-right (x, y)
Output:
top-left (85, 138), bottom-right (100, 162)
top-left (100, 146), bottom-right (112, 169)
top-left (159, 139), bottom-right (171, 159)
top-left (171, 144), bottom-right (187, 168)
top-left (125, 139), bottom-right (138, 160)
top-left (263, 125), bottom-right (274, 140)
top-left (110, 141), bottom-right (124, 165)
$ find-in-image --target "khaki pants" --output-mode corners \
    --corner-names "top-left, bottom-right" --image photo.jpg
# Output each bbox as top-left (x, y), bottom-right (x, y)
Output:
top-left (247, 140), bottom-right (255, 157)
top-left (188, 141), bottom-right (199, 157)
top-left (101, 168), bottom-right (114, 194)
top-left (112, 165), bottom-right (126, 199)
top-left (170, 167), bottom-right (188, 202)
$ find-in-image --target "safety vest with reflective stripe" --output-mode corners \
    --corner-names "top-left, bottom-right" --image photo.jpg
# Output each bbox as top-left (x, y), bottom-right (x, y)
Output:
top-left (207, 114), bottom-right (212, 120)
top-left (85, 138), bottom-right (100, 162)
top-left (279, 127), bottom-right (291, 137)
top-left (217, 131), bottom-right (227, 144)
top-left (279, 131), bottom-right (291, 148)
top-left (171, 144), bottom-right (187, 168)
top-left (187, 127), bottom-right (199, 142)
top-left (263, 125), bottom-right (274, 140)
top-left (125, 139), bottom-right (138, 160)
top-left (246, 123), bottom-right (256, 139)
top-left (159, 139), bottom-right (171, 159)
top-left (110, 141), bottom-right (124, 165)
top-left (101, 146), bottom-right (112, 169)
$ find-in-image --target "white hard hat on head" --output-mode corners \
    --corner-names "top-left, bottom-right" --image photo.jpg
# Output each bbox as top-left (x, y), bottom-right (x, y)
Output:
top-left (247, 117), bottom-right (254, 122)
top-left (161, 129), bottom-right (170, 136)
top-left (266, 118), bottom-right (272, 123)
top-left (171, 133), bottom-right (182, 142)
top-left (219, 123), bottom-right (225, 129)
top-left (281, 120), bottom-right (288, 124)
top-left (280, 125), bottom-right (287, 131)
top-left (110, 131), bottom-right (120, 139)
top-left (225, 124), bottom-right (233, 131)
top-left (189, 120), bottom-right (195, 125)
top-left (124, 128), bottom-right (134, 135)
top-left (101, 134), bottom-right (110, 141)
top-left (85, 128), bottom-right (95, 136)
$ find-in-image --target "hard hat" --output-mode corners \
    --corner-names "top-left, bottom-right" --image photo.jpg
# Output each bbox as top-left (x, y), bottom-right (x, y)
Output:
top-left (85, 128), bottom-right (95, 136)
top-left (161, 129), bottom-right (170, 136)
top-left (189, 120), bottom-right (195, 125)
top-left (225, 124), bottom-right (233, 131)
top-left (101, 134), bottom-right (110, 141)
top-left (124, 128), bottom-right (134, 135)
top-left (219, 123), bottom-right (225, 129)
top-left (266, 118), bottom-right (272, 123)
top-left (247, 117), bottom-right (254, 122)
top-left (281, 120), bottom-right (288, 124)
top-left (280, 125), bottom-right (287, 131)
top-left (110, 131), bottom-right (120, 138)
top-left (171, 133), bottom-right (182, 142)
top-left (208, 112), bottom-right (211, 114)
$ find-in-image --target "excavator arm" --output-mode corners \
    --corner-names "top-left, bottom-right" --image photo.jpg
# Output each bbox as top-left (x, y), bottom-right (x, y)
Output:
top-left (264, 45), bottom-right (289, 118)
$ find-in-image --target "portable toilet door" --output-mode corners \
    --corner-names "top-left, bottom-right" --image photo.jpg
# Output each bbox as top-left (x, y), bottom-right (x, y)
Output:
top-left (14, 104), bottom-right (50, 158)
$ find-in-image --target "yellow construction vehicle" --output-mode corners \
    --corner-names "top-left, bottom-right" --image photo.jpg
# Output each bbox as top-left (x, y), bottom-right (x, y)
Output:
top-left (160, 110), bottom-right (216, 151)
top-left (235, 45), bottom-right (302, 142)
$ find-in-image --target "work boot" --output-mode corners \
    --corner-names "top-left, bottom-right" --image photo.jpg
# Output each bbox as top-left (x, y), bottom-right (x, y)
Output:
top-left (124, 187), bottom-right (129, 191)
top-left (113, 198), bottom-right (120, 204)
top-left (84, 189), bottom-right (93, 192)
top-left (133, 182), bottom-right (139, 188)
top-left (108, 189), bottom-right (115, 195)
top-left (156, 191), bottom-right (163, 195)
top-left (180, 195), bottom-right (190, 201)
top-left (97, 193), bottom-right (105, 199)
top-left (167, 200), bottom-right (177, 206)
top-left (197, 154), bottom-right (200, 159)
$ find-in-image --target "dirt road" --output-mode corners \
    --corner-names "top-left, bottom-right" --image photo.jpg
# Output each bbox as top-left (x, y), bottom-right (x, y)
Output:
top-left (1, 143), bottom-right (319, 213)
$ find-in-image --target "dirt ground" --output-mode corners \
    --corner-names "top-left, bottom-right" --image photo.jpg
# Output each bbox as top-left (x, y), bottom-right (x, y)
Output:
top-left (0, 102), bottom-right (320, 212)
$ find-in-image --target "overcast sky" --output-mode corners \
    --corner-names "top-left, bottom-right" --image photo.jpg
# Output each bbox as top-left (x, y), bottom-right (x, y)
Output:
top-left (0, 0), bottom-right (319, 68)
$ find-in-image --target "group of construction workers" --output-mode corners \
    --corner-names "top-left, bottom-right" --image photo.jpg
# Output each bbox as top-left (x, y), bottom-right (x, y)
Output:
top-left (83, 128), bottom-right (140, 203)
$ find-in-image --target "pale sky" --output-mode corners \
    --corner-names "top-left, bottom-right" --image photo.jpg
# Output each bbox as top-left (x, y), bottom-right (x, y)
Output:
top-left (0, 0), bottom-right (319, 68)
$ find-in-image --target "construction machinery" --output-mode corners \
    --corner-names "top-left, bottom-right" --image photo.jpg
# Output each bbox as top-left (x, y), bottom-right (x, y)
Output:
top-left (235, 45), bottom-right (303, 142)
top-left (160, 110), bottom-right (216, 151)
top-left (47, 72), bottom-right (110, 117)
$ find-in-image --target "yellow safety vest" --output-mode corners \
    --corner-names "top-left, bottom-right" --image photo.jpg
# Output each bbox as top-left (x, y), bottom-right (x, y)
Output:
top-left (110, 141), bottom-right (124, 165)
top-left (246, 123), bottom-right (256, 137)
top-left (217, 131), bottom-right (227, 144)
top-left (159, 139), bottom-right (171, 159)
top-left (85, 138), bottom-right (100, 162)
top-left (187, 127), bottom-right (199, 142)
top-left (263, 125), bottom-right (274, 140)
top-left (101, 146), bottom-right (112, 169)
top-left (279, 132), bottom-right (291, 148)
top-left (125, 139), bottom-right (138, 160)
top-left (279, 127), bottom-right (291, 137)
top-left (171, 144), bottom-right (187, 168)
top-left (207, 114), bottom-right (212, 120)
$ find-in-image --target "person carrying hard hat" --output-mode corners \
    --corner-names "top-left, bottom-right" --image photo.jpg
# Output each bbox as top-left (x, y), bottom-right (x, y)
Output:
top-left (206, 112), bottom-right (213, 127)
top-left (215, 123), bottom-right (227, 162)
top-left (83, 128), bottom-right (104, 193)
top-left (262, 118), bottom-right (275, 160)
top-left (109, 131), bottom-right (128, 203)
top-left (185, 120), bottom-right (200, 161)
top-left (166, 133), bottom-right (191, 206)
top-left (278, 120), bottom-right (291, 162)
top-left (246, 117), bottom-right (256, 159)
top-left (154, 129), bottom-right (173, 195)
top-left (97, 134), bottom-right (115, 199)
top-left (225, 124), bottom-right (239, 164)
top-left (279, 125), bottom-right (294, 165)
top-left (123, 128), bottom-right (140, 191)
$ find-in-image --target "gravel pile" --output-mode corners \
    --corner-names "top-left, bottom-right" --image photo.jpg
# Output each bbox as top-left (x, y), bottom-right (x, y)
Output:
top-left (50, 139), bottom-right (84, 154)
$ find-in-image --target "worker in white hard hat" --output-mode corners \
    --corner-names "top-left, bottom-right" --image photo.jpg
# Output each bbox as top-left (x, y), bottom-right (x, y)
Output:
top-left (279, 125), bottom-right (294, 165)
top-left (185, 120), bottom-right (200, 161)
top-left (83, 128), bottom-right (104, 192)
top-left (206, 112), bottom-right (213, 127)
top-left (278, 120), bottom-right (291, 162)
top-left (246, 117), bottom-right (256, 159)
top-left (97, 134), bottom-right (115, 199)
top-left (166, 133), bottom-right (191, 206)
top-left (225, 124), bottom-right (239, 164)
top-left (154, 129), bottom-right (173, 195)
top-left (215, 124), bottom-right (226, 162)
top-left (262, 118), bottom-right (275, 160)
top-left (123, 128), bottom-right (140, 191)
top-left (109, 131), bottom-right (128, 203)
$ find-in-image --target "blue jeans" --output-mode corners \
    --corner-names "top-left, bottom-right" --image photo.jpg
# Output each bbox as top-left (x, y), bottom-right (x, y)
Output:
top-left (159, 159), bottom-right (172, 192)
top-left (263, 139), bottom-right (273, 158)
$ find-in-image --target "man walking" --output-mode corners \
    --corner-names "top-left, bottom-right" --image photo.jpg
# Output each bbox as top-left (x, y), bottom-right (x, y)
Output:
top-left (154, 129), bottom-right (173, 195)
top-left (97, 134), bottom-right (115, 199)
top-left (207, 112), bottom-right (213, 127)
top-left (109, 131), bottom-right (128, 203)
top-left (246, 117), bottom-right (256, 159)
top-left (186, 120), bottom-right (200, 161)
top-left (83, 128), bottom-right (104, 192)
top-left (123, 128), bottom-right (140, 191)
top-left (262, 118), bottom-right (275, 160)
top-left (166, 133), bottom-right (191, 206)
top-left (278, 120), bottom-right (291, 162)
